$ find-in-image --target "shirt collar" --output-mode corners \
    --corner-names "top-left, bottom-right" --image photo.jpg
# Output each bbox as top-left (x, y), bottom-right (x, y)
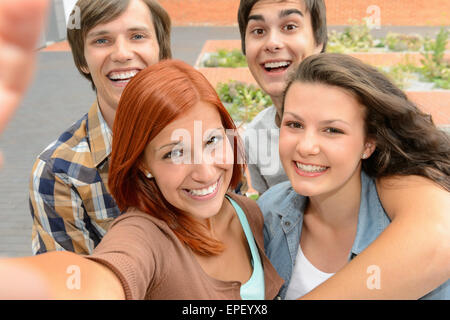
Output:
top-left (274, 171), bottom-right (391, 257)
top-left (87, 102), bottom-right (113, 167)
top-left (275, 184), bottom-right (307, 233)
top-left (350, 171), bottom-right (391, 257)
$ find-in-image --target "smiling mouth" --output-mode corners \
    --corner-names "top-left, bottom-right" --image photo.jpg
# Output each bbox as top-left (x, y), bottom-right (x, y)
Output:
top-left (183, 177), bottom-right (221, 200)
top-left (262, 61), bottom-right (291, 72)
top-left (295, 161), bottom-right (329, 173)
top-left (107, 69), bottom-right (141, 84)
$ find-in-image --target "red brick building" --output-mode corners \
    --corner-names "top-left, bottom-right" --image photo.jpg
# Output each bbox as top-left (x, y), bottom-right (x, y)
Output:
top-left (159, 0), bottom-right (449, 26)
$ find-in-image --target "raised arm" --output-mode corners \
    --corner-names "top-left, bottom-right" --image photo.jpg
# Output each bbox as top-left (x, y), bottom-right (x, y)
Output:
top-left (301, 175), bottom-right (450, 299)
top-left (0, 0), bottom-right (48, 134)
top-left (0, 251), bottom-right (124, 299)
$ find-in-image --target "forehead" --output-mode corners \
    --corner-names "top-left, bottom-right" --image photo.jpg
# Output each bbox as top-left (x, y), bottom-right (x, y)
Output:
top-left (285, 82), bottom-right (365, 120)
top-left (150, 101), bottom-right (224, 146)
top-left (85, 0), bottom-right (154, 36)
top-left (249, 0), bottom-right (306, 15)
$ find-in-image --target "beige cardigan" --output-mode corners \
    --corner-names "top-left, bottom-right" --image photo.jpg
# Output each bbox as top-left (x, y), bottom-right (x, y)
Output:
top-left (87, 192), bottom-right (284, 300)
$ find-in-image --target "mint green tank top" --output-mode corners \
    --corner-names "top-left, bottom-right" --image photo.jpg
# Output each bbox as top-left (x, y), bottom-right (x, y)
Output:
top-left (226, 195), bottom-right (265, 300)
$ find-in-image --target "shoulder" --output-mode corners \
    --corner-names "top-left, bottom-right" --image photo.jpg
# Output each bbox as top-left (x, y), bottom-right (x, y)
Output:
top-left (109, 209), bottom-right (173, 239)
top-left (375, 174), bottom-right (450, 219)
top-left (99, 209), bottom-right (177, 259)
top-left (227, 192), bottom-right (263, 226)
top-left (31, 113), bottom-right (101, 184)
top-left (245, 106), bottom-right (277, 131)
top-left (35, 114), bottom-right (89, 167)
top-left (257, 181), bottom-right (296, 215)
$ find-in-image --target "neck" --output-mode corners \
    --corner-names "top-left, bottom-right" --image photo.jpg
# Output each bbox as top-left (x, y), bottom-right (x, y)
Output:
top-left (97, 97), bottom-right (115, 129)
top-left (271, 95), bottom-right (283, 128)
top-left (306, 169), bottom-right (363, 230)
top-left (202, 196), bottom-right (233, 237)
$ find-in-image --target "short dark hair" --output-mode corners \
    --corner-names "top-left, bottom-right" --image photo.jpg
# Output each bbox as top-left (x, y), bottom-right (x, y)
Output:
top-left (237, 0), bottom-right (328, 54)
top-left (283, 53), bottom-right (450, 191)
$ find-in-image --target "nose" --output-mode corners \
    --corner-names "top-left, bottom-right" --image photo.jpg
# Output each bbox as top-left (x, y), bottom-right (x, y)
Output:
top-left (110, 37), bottom-right (134, 63)
top-left (295, 130), bottom-right (320, 157)
top-left (190, 161), bottom-right (218, 184)
top-left (264, 30), bottom-right (284, 53)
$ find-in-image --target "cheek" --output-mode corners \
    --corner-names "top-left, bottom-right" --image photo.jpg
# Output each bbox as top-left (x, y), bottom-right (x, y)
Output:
top-left (142, 42), bottom-right (160, 63)
top-left (153, 164), bottom-right (185, 197)
top-left (326, 138), bottom-right (364, 166)
top-left (244, 42), bottom-right (258, 63)
top-left (84, 49), bottom-right (104, 73)
top-left (279, 129), bottom-right (296, 158)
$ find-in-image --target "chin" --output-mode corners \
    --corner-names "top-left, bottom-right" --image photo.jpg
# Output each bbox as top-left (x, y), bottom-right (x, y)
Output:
top-left (288, 177), bottom-right (324, 197)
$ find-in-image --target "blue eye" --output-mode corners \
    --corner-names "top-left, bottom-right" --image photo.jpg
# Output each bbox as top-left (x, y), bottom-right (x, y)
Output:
top-left (95, 38), bottom-right (108, 45)
top-left (132, 34), bottom-right (145, 40)
top-left (163, 149), bottom-right (183, 160)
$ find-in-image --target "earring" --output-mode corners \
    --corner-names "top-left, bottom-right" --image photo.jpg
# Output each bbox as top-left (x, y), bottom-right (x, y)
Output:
top-left (144, 170), bottom-right (153, 179)
top-left (362, 153), bottom-right (367, 159)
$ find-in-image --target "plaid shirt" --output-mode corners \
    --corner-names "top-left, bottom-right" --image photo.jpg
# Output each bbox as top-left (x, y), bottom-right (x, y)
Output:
top-left (29, 103), bottom-right (121, 254)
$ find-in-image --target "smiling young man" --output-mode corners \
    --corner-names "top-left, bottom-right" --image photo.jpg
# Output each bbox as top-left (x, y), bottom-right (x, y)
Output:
top-left (29, 0), bottom-right (172, 255)
top-left (238, 0), bottom-right (327, 194)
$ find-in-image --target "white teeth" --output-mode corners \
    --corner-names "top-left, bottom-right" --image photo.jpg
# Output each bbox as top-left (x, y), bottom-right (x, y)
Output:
top-left (296, 162), bottom-right (327, 173)
top-left (188, 181), bottom-right (218, 197)
top-left (264, 61), bottom-right (290, 69)
top-left (108, 70), bottom-right (139, 81)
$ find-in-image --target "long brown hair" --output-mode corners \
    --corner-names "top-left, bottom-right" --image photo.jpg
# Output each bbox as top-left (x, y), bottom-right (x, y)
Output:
top-left (283, 53), bottom-right (450, 191)
top-left (109, 60), bottom-right (245, 255)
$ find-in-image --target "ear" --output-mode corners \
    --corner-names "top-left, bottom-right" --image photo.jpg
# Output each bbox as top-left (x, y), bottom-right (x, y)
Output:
top-left (362, 139), bottom-right (376, 159)
top-left (137, 161), bottom-right (153, 179)
top-left (313, 42), bottom-right (324, 55)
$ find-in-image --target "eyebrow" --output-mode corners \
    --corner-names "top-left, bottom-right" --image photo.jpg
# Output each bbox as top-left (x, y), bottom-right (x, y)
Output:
top-left (205, 127), bottom-right (225, 138)
top-left (157, 141), bottom-right (182, 151)
top-left (279, 9), bottom-right (304, 19)
top-left (248, 8), bottom-right (304, 23)
top-left (156, 127), bottom-right (224, 151)
top-left (86, 26), bottom-right (151, 39)
top-left (284, 112), bottom-right (351, 126)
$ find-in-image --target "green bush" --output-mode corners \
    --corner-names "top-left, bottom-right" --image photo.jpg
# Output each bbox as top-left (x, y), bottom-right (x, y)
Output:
top-left (202, 49), bottom-right (247, 68)
top-left (384, 33), bottom-right (424, 52)
top-left (217, 80), bottom-right (272, 123)
top-left (420, 28), bottom-right (450, 89)
top-left (379, 63), bottom-right (418, 89)
top-left (327, 19), bottom-right (374, 53)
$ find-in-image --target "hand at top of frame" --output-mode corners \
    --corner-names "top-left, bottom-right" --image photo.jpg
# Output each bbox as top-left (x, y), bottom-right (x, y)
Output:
top-left (0, 0), bottom-right (49, 135)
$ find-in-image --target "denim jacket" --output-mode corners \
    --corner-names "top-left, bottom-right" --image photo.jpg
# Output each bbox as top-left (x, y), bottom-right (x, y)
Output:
top-left (258, 171), bottom-right (449, 300)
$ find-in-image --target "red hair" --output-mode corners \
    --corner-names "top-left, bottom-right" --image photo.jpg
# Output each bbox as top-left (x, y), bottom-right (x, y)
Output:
top-left (109, 59), bottom-right (245, 256)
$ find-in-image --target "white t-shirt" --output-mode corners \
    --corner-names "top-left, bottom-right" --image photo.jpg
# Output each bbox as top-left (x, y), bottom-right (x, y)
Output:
top-left (285, 245), bottom-right (335, 300)
top-left (242, 106), bottom-right (288, 194)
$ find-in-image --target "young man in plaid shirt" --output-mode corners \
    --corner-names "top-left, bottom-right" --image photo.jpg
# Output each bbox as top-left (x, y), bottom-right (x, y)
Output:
top-left (29, 0), bottom-right (172, 254)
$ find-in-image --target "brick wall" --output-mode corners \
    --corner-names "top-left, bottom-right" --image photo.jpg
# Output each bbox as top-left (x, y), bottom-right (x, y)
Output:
top-left (159, 0), bottom-right (449, 26)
